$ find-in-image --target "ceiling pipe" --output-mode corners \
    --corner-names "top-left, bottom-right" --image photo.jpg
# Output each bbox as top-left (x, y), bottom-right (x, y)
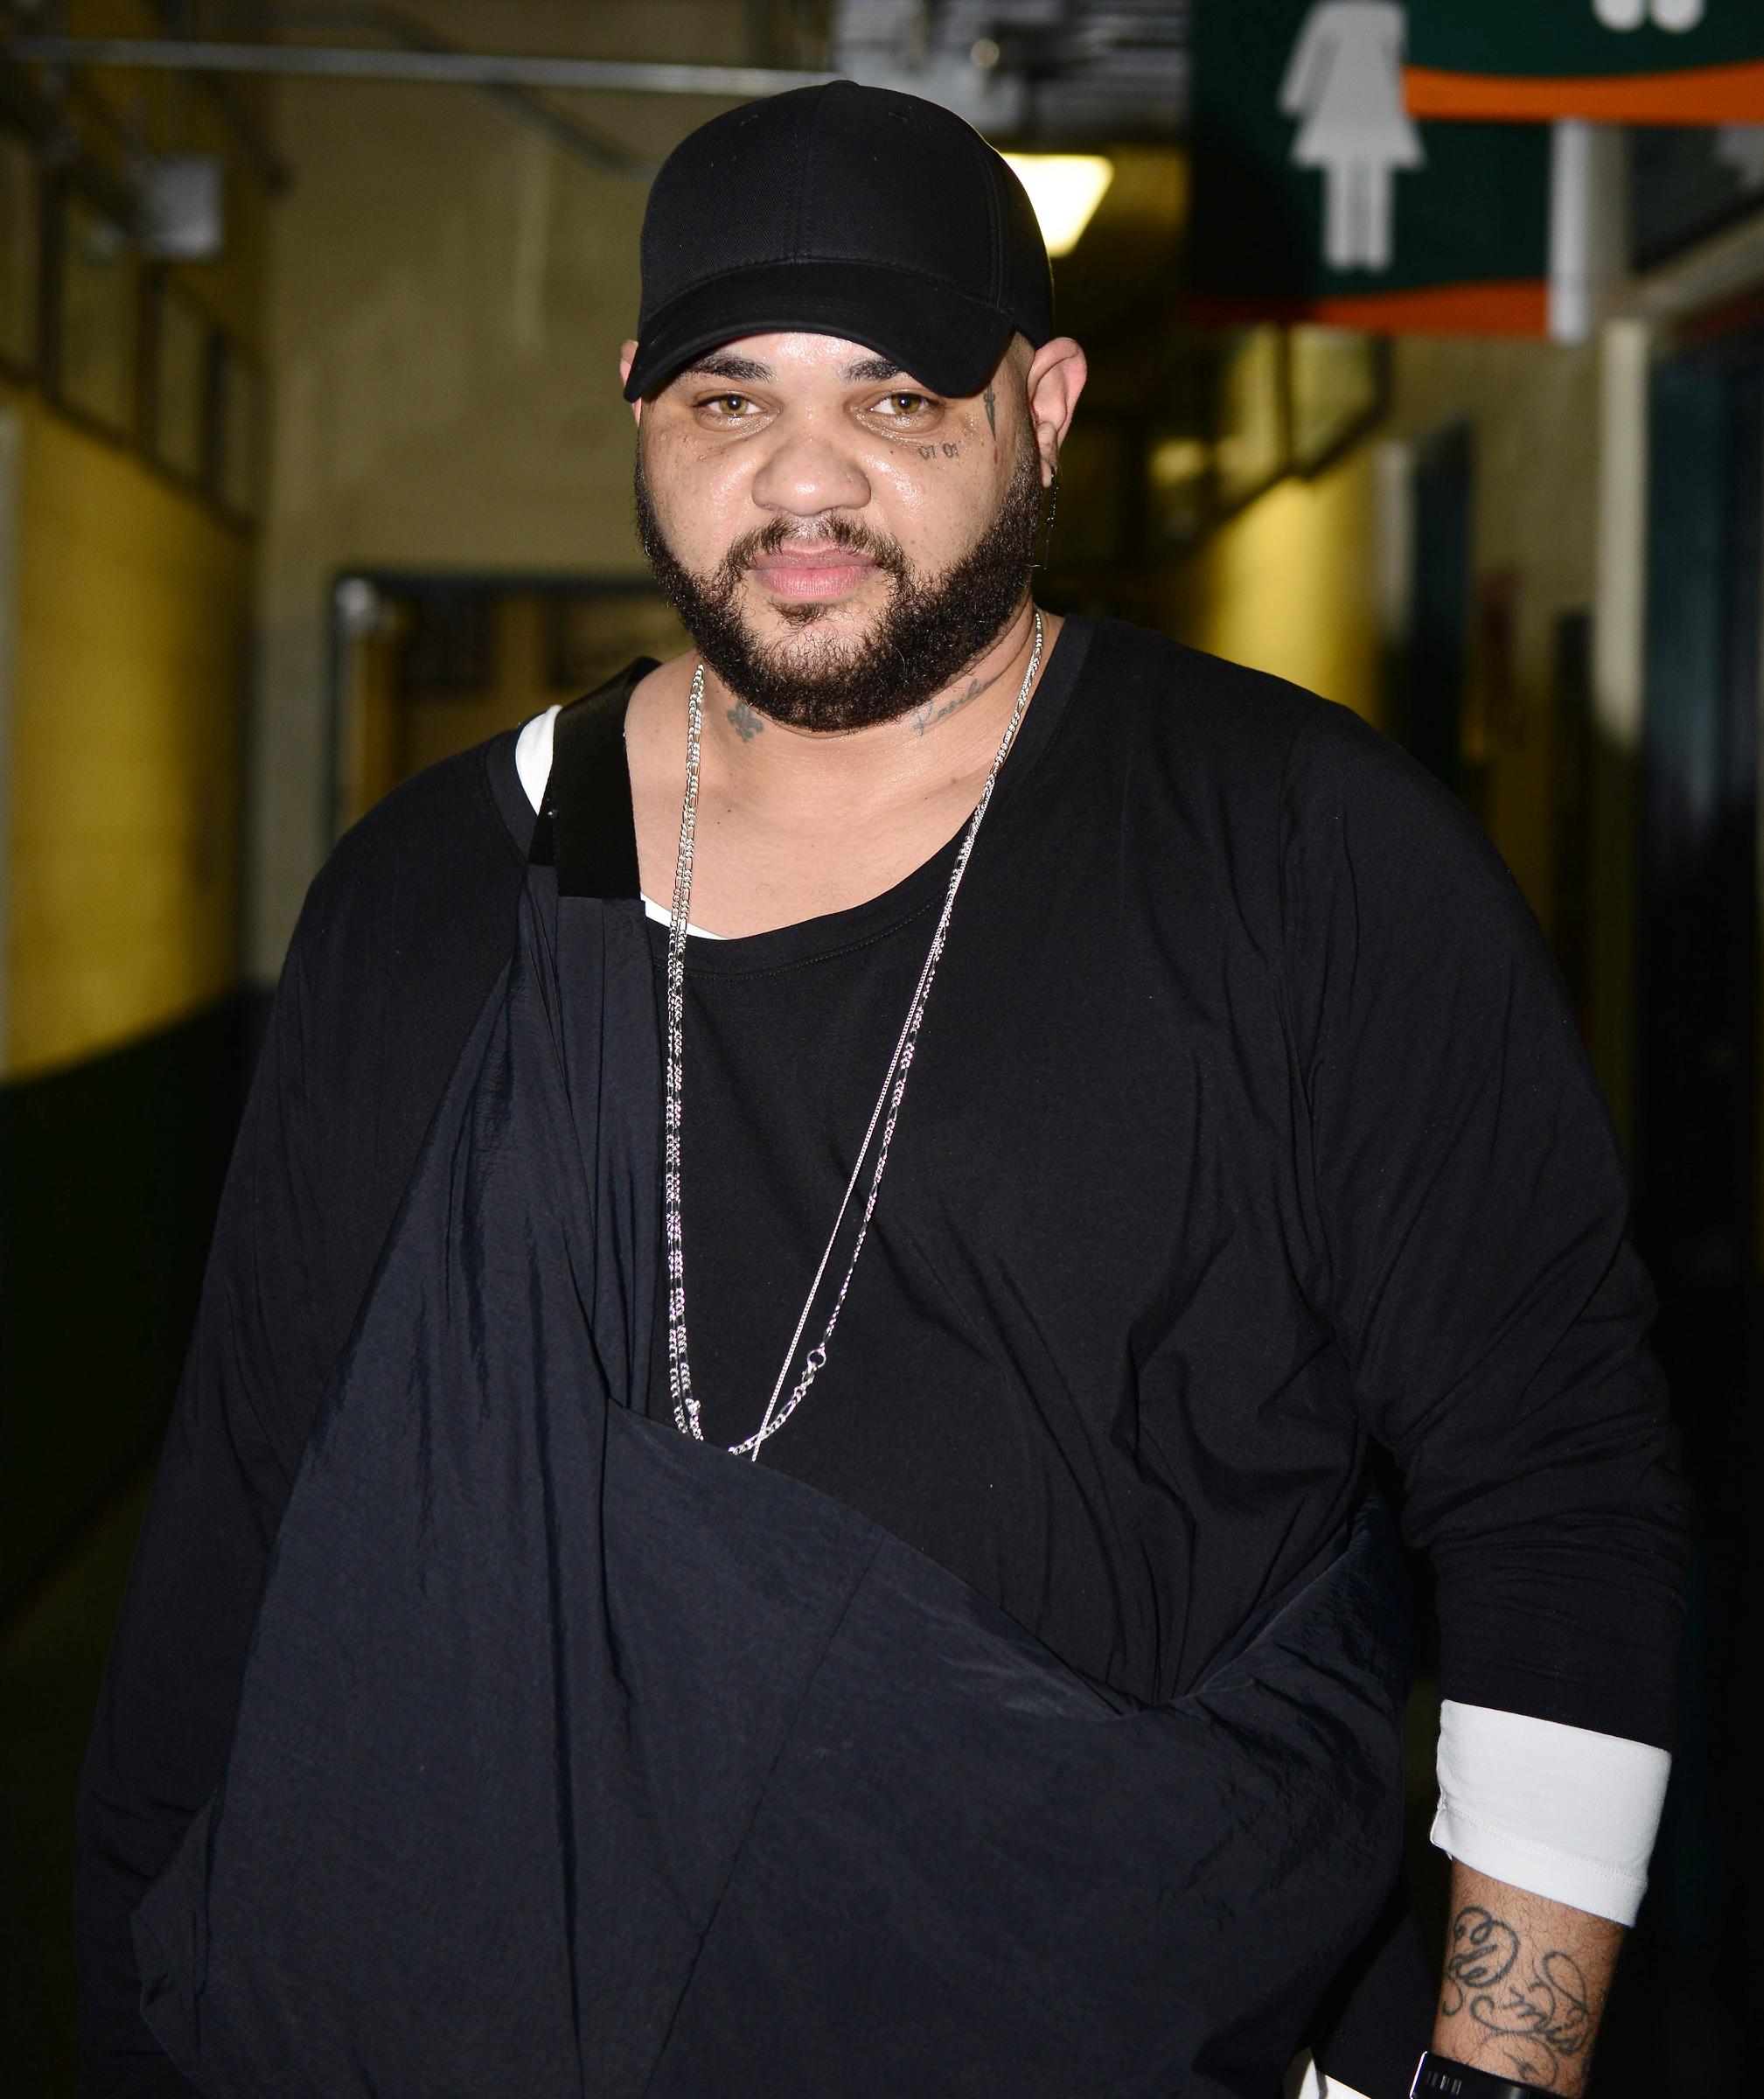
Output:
top-left (3, 35), bottom-right (836, 100)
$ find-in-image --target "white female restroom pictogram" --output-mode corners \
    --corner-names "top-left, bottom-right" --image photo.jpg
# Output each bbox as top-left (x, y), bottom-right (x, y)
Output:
top-left (1279, 2), bottom-right (1425, 272)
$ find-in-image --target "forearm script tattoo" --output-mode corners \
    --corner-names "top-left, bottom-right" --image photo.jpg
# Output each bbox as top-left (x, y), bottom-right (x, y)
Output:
top-left (1440, 1905), bottom-right (1593, 2089)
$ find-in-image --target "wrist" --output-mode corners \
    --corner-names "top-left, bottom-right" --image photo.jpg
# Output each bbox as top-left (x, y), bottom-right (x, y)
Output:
top-left (1412, 2051), bottom-right (1556, 2099)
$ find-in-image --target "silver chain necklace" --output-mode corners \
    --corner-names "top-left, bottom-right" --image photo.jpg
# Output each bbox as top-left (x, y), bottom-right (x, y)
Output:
top-left (665, 609), bottom-right (1045, 1461)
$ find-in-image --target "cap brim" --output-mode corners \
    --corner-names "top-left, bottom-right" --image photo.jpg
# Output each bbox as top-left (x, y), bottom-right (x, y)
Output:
top-left (624, 261), bottom-right (1017, 402)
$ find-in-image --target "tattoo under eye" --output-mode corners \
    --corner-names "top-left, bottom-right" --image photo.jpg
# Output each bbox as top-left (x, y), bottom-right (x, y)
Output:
top-left (983, 383), bottom-right (997, 438)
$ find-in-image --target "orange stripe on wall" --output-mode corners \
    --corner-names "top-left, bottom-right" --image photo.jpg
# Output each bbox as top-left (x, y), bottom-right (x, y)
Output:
top-left (1404, 60), bottom-right (1764, 124)
top-left (1186, 282), bottom-right (1548, 338)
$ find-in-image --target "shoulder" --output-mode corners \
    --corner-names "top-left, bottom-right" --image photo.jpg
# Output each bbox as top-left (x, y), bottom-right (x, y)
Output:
top-left (268, 736), bottom-right (530, 1210)
top-left (1074, 623), bottom-right (1535, 978)
top-left (1077, 618), bottom-right (1336, 784)
top-left (1277, 687), bottom-right (1520, 925)
top-left (1075, 618), bottom-right (1417, 851)
top-left (296, 734), bottom-right (528, 978)
top-left (1084, 618), bottom-right (1491, 855)
top-left (310, 734), bottom-right (525, 907)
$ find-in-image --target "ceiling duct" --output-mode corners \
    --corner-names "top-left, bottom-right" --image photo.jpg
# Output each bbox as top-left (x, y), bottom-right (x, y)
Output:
top-left (832, 0), bottom-right (1186, 141)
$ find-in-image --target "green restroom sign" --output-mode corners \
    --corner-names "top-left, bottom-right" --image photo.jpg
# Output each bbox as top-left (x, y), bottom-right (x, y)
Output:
top-left (1406, 0), bottom-right (1764, 121)
top-left (1189, 0), bottom-right (1551, 333)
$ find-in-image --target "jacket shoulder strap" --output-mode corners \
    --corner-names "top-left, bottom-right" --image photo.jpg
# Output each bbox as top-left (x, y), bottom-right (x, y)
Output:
top-left (527, 657), bottom-right (656, 897)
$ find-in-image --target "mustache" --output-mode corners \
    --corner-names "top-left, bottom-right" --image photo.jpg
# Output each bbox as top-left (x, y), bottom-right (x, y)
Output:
top-left (631, 455), bottom-right (912, 595)
top-left (712, 512), bottom-right (910, 592)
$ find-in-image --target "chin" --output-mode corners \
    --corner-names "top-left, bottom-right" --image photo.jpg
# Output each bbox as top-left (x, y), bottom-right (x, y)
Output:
top-left (745, 591), bottom-right (878, 645)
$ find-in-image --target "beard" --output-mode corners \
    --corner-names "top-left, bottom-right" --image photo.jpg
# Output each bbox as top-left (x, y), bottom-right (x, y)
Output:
top-left (633, 437), bottom-right (1042, 733)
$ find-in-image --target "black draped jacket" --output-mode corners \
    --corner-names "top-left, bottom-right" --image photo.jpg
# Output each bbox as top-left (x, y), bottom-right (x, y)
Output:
top-left (78, 618), bottom-right (1688, 2095)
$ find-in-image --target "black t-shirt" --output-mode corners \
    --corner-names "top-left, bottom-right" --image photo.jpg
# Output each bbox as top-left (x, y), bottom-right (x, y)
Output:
top-left (634, 615), bottom-right (1686, 1713)
top-left (651, 620), bottom-right (1349, 1702)
top-left (76, 616), bottom-right (1688, 2092)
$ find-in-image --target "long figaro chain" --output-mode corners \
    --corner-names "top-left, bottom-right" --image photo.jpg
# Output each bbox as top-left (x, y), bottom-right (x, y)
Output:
top-left (665, 610), bottom-right (1045, 1461)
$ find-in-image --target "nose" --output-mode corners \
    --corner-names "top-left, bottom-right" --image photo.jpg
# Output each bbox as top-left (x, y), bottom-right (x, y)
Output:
top-left (748, 419), bottom-right (872, 523)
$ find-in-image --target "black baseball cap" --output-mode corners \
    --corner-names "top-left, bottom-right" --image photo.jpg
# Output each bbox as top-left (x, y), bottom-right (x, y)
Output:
top-left (624, 80), bottom-right (1054, 404)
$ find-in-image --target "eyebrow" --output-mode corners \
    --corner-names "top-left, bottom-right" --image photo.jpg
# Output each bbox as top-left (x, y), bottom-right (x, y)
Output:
top-left (674, 352), bottom-right (912, 387)
top-left (679, 352), bottom-right (772, 382)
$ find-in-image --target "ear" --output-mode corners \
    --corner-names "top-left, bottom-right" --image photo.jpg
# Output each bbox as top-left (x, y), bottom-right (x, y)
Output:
top-left (1023, 337), bottom-right (1087, 488)
top-left (619, 339), bottom-right (643, 426)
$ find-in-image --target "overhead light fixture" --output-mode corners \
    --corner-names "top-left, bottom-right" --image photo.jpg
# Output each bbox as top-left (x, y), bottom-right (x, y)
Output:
top-left (1002, 153), bottom-right (1115, 258)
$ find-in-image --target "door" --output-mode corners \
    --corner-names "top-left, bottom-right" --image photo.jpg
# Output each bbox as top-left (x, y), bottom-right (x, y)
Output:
top-left (1405, 420), bottom-right (1475, 800)
top-left (1639, 338), bottom-right (1760, 1410)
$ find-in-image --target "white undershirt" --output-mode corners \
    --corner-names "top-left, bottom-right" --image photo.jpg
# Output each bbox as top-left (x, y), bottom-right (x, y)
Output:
top-left (515, 701), bottom-right (1671, 1945)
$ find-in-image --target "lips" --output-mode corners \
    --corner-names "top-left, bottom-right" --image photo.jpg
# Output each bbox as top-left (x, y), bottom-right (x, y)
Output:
top-left (747, 548), bottom-right (878, 603)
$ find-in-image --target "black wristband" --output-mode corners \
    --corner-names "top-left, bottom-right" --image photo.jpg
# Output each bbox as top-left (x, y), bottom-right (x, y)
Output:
top-left (1411, 2053), bottom-right (1555, 2099)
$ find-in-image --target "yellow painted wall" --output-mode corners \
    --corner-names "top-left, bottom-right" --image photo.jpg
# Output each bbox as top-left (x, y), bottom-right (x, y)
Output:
top-left (2, 0), bottom-right (270, 1081)
top-left (3, 387), bottom-right (252, 1079)
top-left (1163, 445), bottom-right (1385, 729)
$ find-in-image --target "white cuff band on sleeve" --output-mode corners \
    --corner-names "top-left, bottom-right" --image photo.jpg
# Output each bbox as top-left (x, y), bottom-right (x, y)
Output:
top-left (1430, 1698), bottom-right (1670, 1926)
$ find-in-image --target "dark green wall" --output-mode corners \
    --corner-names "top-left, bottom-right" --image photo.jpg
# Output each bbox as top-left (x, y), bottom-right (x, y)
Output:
top-left (0, 1001), bottom-right (249, 1614)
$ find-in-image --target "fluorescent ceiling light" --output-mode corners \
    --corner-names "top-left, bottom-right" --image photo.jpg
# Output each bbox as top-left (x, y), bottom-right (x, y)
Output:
top-left (1002, 153), bottom-right (1115, 258)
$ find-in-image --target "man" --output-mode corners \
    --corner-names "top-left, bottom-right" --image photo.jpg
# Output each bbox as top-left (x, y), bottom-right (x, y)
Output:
top-left (80, 84), bottom-right (1685, 2098)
